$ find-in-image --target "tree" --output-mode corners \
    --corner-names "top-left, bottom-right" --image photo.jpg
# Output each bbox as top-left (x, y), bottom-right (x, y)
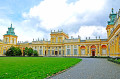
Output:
top-left (27, 48), bottom-right (33, 56)
top-left (15, 47), bottom-right (22, 56)
top-left (5, 46), bottom-right (22, 56)
top-left (33, 50), bottom-right (38, 56)
top-left (23, 47), bottom-right (38, 56)
top-left (23, 47), bottom-right (29, 55)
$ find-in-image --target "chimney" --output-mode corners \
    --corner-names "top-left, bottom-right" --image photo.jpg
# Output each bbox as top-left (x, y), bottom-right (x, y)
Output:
top-left (89, 37), bottom-right (90, 39)
top-left (71, 36), bottom-right (73, 39)
top-left (78, 35), bottom-right (80, 39)
top-left (38, 38), bottom-right (39, 41)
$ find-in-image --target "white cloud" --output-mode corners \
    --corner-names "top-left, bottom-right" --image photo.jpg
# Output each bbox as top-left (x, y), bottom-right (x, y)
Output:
top-left (14, 20), bottom-right (50, 42)
top-left (23, 0), bottom-right (106, 30)
top-left (0, 0), bottom-right (107, 42)
top-left (70, 26), bottom-right (107, 39)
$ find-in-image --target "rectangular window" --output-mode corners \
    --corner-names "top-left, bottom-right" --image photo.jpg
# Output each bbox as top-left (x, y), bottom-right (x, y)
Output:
top-left (52, 50), bottom-right (54, 55)
top-left (40, 46), bottom-right (42, 49)
top-left (60, 39), bottom-right (61, 42)
top-left (67, 49), bottom-right (70, 55)
top-left (63, 50), bottom-right (64, 55)
top-left (35, 46), bottom-right (36, 49)
top-left (1, 47), bottom-right (2, 53)
top-left (74, 49), bottom-right (77, 55)
top-left (52, 40), bottom-right (54, 43)
top-left (59, 50), bottom-right (61, 55)
top-left (98, 46), bottom-right (99, 53)
top-left (48, 50), bottom-right (50, 55)
top-left (56, 37), bottom-right (58, 42)
top-left (39, 50), bottom-right (42, 55)
top-left (119, 38), bottom-right (120, 46)
top-left (3, 50), bottom-right (6, 55)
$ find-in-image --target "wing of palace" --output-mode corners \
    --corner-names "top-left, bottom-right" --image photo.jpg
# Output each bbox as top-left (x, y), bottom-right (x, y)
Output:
top-left (0, 8), bottom-right (120, 57)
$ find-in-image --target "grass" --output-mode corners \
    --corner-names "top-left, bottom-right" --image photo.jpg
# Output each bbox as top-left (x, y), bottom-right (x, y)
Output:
top-left (0, 57), bottom-right (81, 79)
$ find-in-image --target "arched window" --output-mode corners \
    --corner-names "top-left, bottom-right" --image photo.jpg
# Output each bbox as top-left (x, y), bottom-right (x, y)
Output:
top-left (81, 46), bottom-right (85, 55)
top-left (81, 46), bottom-right (85, 49)
top-left (102, 45), bottom-right (107, 55)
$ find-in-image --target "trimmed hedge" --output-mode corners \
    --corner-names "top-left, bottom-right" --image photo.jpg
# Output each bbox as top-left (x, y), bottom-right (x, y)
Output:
top-left (108, 58), bottom-right (120, 64)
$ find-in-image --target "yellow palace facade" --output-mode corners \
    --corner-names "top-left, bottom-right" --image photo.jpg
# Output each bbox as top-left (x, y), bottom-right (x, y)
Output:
top-left (0, 8), bottom-right (120, 57)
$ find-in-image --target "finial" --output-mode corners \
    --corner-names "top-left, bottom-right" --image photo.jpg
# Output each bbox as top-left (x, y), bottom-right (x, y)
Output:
top-left (38, 38), bottom-right (39, 41)
top-left (58, 29), bottom-right (59, 32)
top-left (112, 8), bottom-right (114, 14)
top-left (86, 37), bottom-right (87, 40)
top-left (11, 23), bottom-right (12, 28)
top-left (96, 36), bottom-right (97, 39)
top-left (78, 35), bottom-right (80, 38)
top-left (89, 37), bottom-right (90, 39)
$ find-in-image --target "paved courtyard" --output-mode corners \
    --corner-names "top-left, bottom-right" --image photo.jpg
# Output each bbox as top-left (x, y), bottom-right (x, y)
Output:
top-left (51, 58), bottom-right (120, 79)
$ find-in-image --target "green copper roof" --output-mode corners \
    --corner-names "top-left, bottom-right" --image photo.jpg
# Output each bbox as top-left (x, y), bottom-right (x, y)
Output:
top-left (108, 8), bottom-right (117, 25)
top-left (4, 24), bottom-right (17, 36)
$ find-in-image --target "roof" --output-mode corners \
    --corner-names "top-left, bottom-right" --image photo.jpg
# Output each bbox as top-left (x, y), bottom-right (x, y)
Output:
top-left (4, 24), bottom-right (17, 36)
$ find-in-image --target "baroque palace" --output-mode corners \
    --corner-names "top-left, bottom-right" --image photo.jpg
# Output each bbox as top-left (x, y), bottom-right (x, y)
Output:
top-left (0, 8), bottom-right (120, 57)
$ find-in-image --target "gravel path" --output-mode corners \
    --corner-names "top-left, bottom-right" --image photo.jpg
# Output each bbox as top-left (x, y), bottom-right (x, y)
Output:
top-left (51, 58), bottom-right (120, 79)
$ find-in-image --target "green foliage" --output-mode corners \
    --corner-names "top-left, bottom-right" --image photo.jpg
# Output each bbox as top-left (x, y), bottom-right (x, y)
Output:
top-left (108, 58), bottom-right (120, 64)
top-left (15, 47), bottom-right (22, 56)
top-left (0, 57), bottom-right (81, 79)
top-left (28, 48), bottom-right (33, 56)
top-left (24, 47), bottom-right (28, 55)
top-left (24, 47), bottom-right (34, 56)
top-left (5, 46), bottom-right (22, 56)
top-left (33, 50), bottom-right (38, 56)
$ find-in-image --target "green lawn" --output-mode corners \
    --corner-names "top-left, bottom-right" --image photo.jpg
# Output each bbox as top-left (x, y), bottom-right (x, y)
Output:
top-left (0, 57), bottom-right (81, 79)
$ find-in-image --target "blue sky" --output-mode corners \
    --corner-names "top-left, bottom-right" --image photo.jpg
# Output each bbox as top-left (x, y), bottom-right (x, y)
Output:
top-left (0, 0), bottom-right (120, 42)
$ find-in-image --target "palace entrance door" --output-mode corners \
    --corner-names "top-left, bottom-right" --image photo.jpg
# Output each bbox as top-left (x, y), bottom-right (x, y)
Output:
top-left (45, 51), bottom-right (47, 56)
top-left (55, 51), bottom-right (58, 56)
top-left (92, 51), bottom-right (95, 56)
top-left (91, 45), bottom-right (96, 56)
